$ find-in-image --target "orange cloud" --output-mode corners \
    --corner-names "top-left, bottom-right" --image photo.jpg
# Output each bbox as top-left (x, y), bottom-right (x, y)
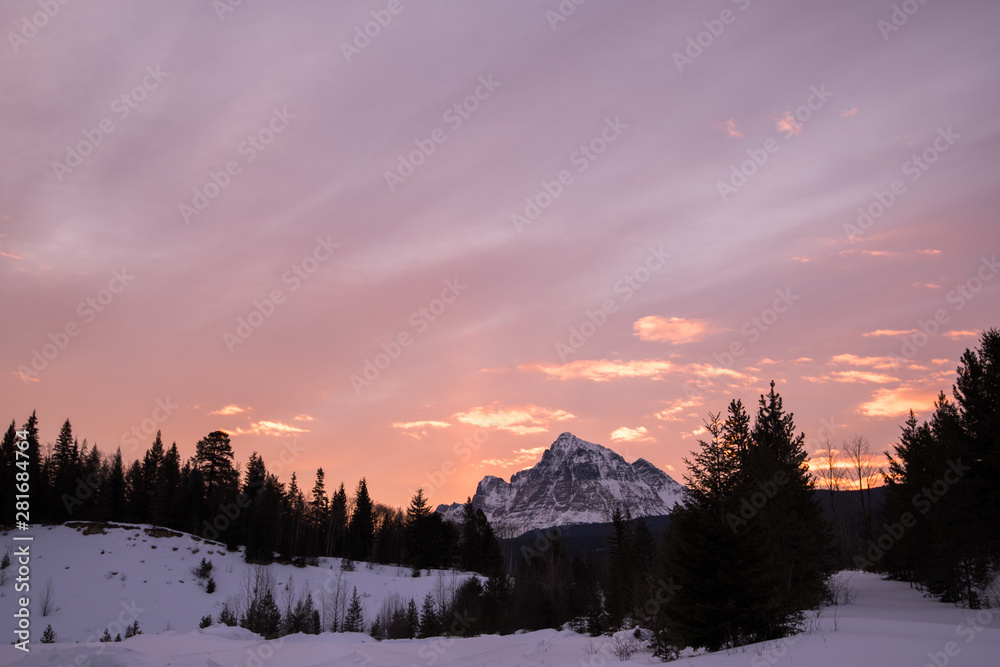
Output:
top-left (829, 353), bottom-right (903, 370)
top-left (943, 330), bottom-right (979, 340)
top-left (831, 370), bottom-right (899, 383)
top-left (293, 414), bottom-right (314, 422)
top-left (862, 329), bottom-right (917, 337)
top-left (610, 426), bottom-right (654, 443)
top-left (211, 404), bottom-right (249, 416)
top-left (391, 420), bottom-right (452, 439)
top-left (774, 111), bottom-right (802, 136)
top-left (712, 118), bottom-right (742, 138)
top-left (523, 359), bottom-right (675, 382)
top-left (453, 404), bottom-right (575, 436)
top-left (859, 387), bottom-right (937, 418)
top-left (228, 420), bottom-right (309, 437)
top-left (654, 396), bottom-right (703, 422)
top-left (477, 446), bottom-right (548, 469)
top-left (840, 107), bottom-right (859, 117)
top-left (634, 316), bottom-right (718, 344)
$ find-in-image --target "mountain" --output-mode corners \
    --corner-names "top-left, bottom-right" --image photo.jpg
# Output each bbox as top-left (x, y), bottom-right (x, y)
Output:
top-left (435, 432), bottom-right (684, 536)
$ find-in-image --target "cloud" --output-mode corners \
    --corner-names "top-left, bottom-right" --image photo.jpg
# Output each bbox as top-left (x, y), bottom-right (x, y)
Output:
top-left (943, 330), bottom-right (979, 340)
top-left (831, 370), bottom-right (899, 383)
top-left (476, 446), bottom-right (548, 469)
top-left (13, 370), bottom-right (39, 384)
top-left (453, 404), bottom-right (575, 436)
top-left (712, 118), bottom-right (742, 138)
top-left (391, 420), bottom-right (452, 439)
top-left (916, 249), bottom-right (941, 255)
top-left (211, 404), bottom-right (248, 416)
top-left (774, 111), bottom-right (802, 136)
top-left (654, 396), bottom-right (703, 422)
top-left (840, 107), bottom-right (859, 117)
top-left (610, 426), bottom-right (654, 443)
top-left (633, 316), bottom-right (718, 344)
top-left (228, 420), bottom-right (309, 437)
top-left (293, 414), bottom-right (314, 422)
top-left (829, 353), bottom-right (903, 370)
top-left (522, 359), bottom-right (675, 382)
top-left (862, 329), bottom-right (917, 337)
top-left (858, 387), bottom-right (937, 418)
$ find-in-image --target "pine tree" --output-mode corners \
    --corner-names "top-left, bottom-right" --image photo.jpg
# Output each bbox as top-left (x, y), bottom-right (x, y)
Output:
top-left (405, 598), bottom-right (420, 638)
top-left (344, 587), bottom-right (364, 632)
top-left (349, 479), bottom-right (374, 562)
top-left (328, 482), bottom-right (348, 557)
top-left (418, 593), bottom-right (441, 638)
top-left (40, 624), bottom-right (55, 643)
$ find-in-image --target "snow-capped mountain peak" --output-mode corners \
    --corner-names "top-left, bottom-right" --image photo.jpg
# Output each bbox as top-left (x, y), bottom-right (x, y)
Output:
top-left (436, 432), bottom-right (684, 536)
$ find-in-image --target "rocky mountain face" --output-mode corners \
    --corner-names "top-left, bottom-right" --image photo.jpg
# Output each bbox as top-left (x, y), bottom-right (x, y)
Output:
top-left (435, 432), bottom-right (685, 536)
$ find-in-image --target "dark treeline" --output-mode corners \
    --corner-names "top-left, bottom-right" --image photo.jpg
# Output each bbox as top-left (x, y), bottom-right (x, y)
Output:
top-left (1, 329), bottom-right (996, 652)
top-left (878, 328), bottom-right (1000, 608)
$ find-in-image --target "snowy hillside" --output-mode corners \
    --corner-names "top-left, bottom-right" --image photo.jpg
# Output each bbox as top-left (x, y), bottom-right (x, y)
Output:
top-left (3, 566), bottom-right (998, 666)
top-left (437, 432), bottom-right (685, 535)
top-left (0, 523), bottom-right (477, 645)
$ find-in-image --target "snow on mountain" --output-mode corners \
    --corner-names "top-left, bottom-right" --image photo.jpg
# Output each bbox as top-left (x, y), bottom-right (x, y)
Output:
top-left (436, 432), bottom-right (684, 535)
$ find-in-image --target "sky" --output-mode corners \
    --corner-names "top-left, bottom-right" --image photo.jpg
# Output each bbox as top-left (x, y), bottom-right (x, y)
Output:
top-left (2, 0), bottom-right (998, 508)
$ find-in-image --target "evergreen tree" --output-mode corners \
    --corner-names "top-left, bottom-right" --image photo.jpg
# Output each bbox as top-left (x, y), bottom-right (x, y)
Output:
top-left (40, 624), bottom-right (55, 643)
top-left (51, 419), bottom-right (80, 521)
top-left (405, 598), bottom-right (420, 638)
top-left (327, 482), bottom-right (348, 557)
top-left (344, 587), bottom-right (364, 632)
top-left (349, 479), bottom-right (374, 562)
top-left (882, 329), bottom-right (1000, 605)
top-left (418, 593), bottom-right (441, 638)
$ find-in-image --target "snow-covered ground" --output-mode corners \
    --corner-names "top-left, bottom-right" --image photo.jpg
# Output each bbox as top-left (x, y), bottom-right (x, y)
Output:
top-left (2, 524), bottom-right (998, 666)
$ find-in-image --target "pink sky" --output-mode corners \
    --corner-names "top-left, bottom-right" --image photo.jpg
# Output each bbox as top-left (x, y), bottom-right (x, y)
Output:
top-left (2, 0), bottom-right (998, 507)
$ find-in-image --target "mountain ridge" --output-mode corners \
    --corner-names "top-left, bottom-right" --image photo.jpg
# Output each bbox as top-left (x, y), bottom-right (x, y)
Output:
top-left (436, 432), bottom-right (684, 536)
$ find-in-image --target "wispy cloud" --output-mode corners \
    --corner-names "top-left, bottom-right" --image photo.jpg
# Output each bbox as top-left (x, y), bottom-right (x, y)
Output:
top-left (712, 118), bottom-right (742, 138)
top-left (391, 420), bottom-right (452, 439)
top-left (293, 414), bottom-right (314, 422)
top-left (211, 404), bottom-right (249, 416)
top-left (227, 420), bottom-right (309, 437)
top-left (477, 446), bottom-right (548, 469)
top-left (522, 359), bottom-right (676, 382)
top-left (453, 404), bottom-right (575, 436)
top-left (862, 329), bottom-right (917, 337)
top-left (610, 426), bottom-right (654, 443)
top-left (654, 396), bottom-right (703, 422)
top-left (633, 316), bottom-right (719, 345)
top-left (858, 387), bottom-right (937, 418)
top-left (943, 330), bottom-right (979, 340)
